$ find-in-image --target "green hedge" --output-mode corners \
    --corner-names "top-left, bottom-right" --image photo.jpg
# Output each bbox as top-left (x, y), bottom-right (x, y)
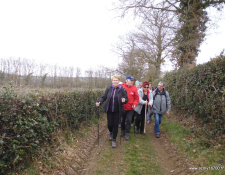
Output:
top-left (0, 85), bottom-right (104, 174)
top-left (162, 56), bottom-right (225, 137)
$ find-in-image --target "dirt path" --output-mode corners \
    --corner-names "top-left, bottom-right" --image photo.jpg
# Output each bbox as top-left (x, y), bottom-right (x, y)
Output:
top-left (146, 121), bottom-right (200, 175)
top-left (53, 117), bottom-right (201, 175)
top-left (53, 117), bottom-right (108, 175)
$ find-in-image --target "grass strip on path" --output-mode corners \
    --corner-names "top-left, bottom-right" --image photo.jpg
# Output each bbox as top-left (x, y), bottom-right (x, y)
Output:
top-left (124, 132), bottom-right (162, 175)
top-left (94, 127), bottom-right (162, 175)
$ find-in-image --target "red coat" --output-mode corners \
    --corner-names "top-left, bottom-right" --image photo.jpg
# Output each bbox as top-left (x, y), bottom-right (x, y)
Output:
top-left (121, 82), bottom-right (139, 110)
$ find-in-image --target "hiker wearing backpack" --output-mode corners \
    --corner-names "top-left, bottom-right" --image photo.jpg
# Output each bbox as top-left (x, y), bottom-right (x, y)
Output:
top-left (149, 81), bottom-right (171, 138)
top-left (134, 81), bottom-right (150, 134)
top-left (96, 75), bottom-right (128, 148)
top-left (121, 75), bottom-right (139, 141)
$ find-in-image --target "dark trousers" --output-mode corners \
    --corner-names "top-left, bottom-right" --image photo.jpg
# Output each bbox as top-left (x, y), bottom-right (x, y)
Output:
top-left (107, 111), bottom-right (119, 140)
top-left (121, 110), bottom-right (134, 133)
top-left (131, 111), bottom-right (135, 124)
top-left (135, 105), bottom-right (146, 133)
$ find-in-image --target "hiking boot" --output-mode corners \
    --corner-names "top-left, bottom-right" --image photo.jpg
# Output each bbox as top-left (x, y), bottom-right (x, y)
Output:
top-left (109, 132), bottom-right (113, 141)
top-left (112, 140), bottom-right (116, 148)
top-left (156, 134), bottom-right (160, 138)
top-left (120, 130), bottom-right (125, 137)
top-left (125, 132), bottom-right (129, 141)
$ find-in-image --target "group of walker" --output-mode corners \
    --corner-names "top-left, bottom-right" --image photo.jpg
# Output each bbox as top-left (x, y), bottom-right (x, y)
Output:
top-left (96, 75), bottom-right (171, 148)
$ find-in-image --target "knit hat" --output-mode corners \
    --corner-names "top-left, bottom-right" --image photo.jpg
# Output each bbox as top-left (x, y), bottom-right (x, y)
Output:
top-left (135, 81), bottom-right (140, 85)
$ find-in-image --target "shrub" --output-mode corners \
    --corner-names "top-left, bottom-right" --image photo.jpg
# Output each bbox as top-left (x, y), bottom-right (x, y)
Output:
top-left (0, 85), bottom-right (104, 174)
top-left (162, 55), bottom-right (225, 138)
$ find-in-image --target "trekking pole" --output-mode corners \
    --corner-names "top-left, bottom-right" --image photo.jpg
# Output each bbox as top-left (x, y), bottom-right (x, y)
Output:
top-left (97, 106), bottom-right (100, 146)
top-left (134, 113), bottom-right (135, 135)
top-left (120, 129), bottom-right (121, 145)
top-left (144, 101), bottom-right (147, 134)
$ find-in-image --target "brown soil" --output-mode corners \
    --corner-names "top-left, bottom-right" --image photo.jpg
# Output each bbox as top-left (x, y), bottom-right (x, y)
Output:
top-left (52, 117), bottom-right (201, 175)
top-left (146, 121), bottom-right (201, 175)
top-left (52, 117), bottom-right (109, 175)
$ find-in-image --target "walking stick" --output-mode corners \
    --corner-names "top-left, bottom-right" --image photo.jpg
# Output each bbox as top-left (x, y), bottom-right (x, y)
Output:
top-left (144, 101), bottom-right (147, 134)
top-left (98, 106), bottom-right (100, 146)
top-left (134, 112), bottom-right (135, 135)
top-left (120, 116), bottom-right (121, 145)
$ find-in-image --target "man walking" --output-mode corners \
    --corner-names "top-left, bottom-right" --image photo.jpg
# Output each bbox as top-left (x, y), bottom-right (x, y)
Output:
top-left (121, 75), bottom-right (139, 140)
top-left (149, 81), bottom-right (171, 138)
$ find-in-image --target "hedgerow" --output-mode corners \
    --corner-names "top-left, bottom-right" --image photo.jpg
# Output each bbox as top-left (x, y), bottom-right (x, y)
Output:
top-left (0, 85), bottom-right (104, 174)
top-left (162, 55), bottom-right (225, 139)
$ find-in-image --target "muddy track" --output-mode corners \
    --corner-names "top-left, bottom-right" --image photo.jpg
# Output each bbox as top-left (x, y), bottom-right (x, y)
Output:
top-left (53, 117), bottom-right (201, 175)
top-left (54, 118), bottom-right (108, 175)
top-left (146, 121), bottom-right (201, 175)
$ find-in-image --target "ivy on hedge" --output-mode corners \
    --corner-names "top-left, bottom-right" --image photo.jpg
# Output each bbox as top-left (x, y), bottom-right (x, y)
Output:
top-left (162, 55), bottom-right (225, 138)
top-left (0, 85), bottom-right (104, 174)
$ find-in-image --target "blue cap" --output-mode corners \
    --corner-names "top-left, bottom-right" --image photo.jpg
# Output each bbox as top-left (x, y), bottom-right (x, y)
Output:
top-left (126, 75), bottom-right (135, 81)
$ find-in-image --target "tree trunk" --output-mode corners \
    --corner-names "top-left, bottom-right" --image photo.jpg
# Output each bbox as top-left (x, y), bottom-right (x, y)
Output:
top-left (154, 65), bottom-right (160, 80)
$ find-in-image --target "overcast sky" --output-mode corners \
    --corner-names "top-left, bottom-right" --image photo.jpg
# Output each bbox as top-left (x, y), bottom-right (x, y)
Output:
top-left (0, 0), bottom-right (224, 76)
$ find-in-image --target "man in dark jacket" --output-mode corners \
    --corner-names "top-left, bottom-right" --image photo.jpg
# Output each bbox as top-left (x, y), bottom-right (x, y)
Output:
top-left (96, 75), bottom-right (128, 147)
top-left (149, 81), bottom-right (171, 138)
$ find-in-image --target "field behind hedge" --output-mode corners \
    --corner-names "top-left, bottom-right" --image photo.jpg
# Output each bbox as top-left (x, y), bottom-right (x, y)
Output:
top-left (0, 86), bottom-right (104, 174)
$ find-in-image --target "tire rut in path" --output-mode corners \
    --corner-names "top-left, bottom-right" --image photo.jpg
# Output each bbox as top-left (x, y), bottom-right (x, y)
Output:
top-left (146, 121), bottom-right (201, 175)
top-left (54, 118), bottom-right (108, 175)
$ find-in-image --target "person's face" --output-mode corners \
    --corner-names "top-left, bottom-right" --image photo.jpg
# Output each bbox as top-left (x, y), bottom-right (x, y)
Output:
top-left (131, 80), bottom-right (134, 85)
top-left (136, 84), bottom-right (140, 88)
top-left (149, 84), bottom-right (152, 89)
top-left (112, 78), bottom-right (119, 87)
top-left (158, 83), bottom-right (164, 91)
top-left (143, 84), bottom-right (149, 92)
top-left (126, 79), bottom-right (133, 87)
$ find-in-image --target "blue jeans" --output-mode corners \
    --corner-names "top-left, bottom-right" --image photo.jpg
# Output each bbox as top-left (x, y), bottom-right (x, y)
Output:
top-left (147, 112), bottom-right (153, 122)
top-left (147, 112), bottom-right (150, 122)
top-left (154, 113), bottom-right (162, 134)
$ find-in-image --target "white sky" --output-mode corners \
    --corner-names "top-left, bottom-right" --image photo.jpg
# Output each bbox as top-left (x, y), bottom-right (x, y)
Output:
top-left (0, 0), bottom-right (224, 75)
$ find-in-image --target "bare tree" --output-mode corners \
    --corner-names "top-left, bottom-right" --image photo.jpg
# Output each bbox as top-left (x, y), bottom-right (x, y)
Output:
top-left (85, 68), bottom-right (94, 88)
top-left (114, 0), bottom-right (225, 68)
top-left (133, 8), bottom-right (177, 79)
top-left (113, 7), bottom-right (177, 81)
top-left (113, 34), bottom-right (149, 80)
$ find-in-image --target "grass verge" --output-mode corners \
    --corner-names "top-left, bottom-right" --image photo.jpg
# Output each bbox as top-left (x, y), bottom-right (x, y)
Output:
top-left (161, 113), bottom-right (225, 175)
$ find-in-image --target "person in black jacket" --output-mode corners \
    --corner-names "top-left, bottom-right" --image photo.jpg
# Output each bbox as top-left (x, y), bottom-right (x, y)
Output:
top-left (96, 75), bottom-right (128, 148)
